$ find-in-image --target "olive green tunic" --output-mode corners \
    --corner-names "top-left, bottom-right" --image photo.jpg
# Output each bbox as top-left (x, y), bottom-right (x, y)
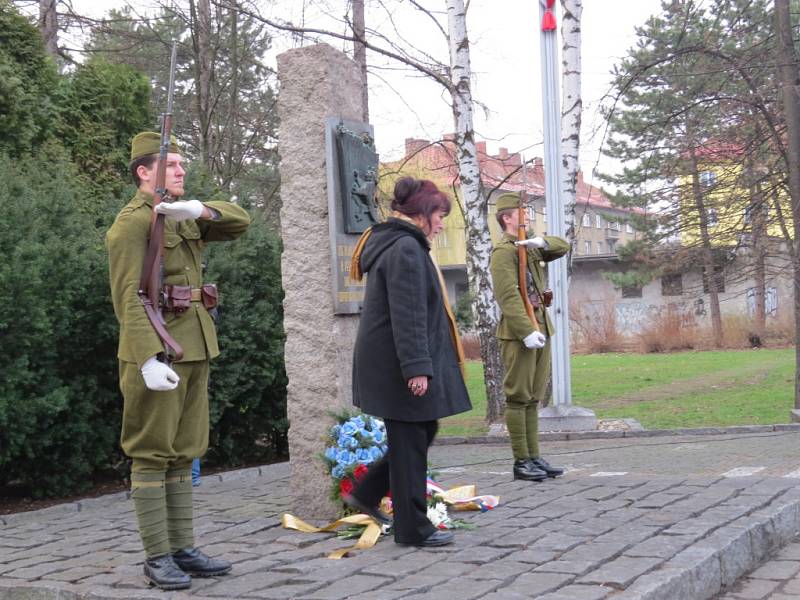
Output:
top-left (106, 190), bottom-right (250, 472)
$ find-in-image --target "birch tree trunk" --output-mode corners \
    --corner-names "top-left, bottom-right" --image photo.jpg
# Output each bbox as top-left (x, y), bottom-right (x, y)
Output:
top-left (445, 0), bottom-right (505, 422)
top-left (38, 0), bottom-right (58, 59)
top-left (560, 0), bottom-right (582, 254)
top-left (774, 0), bottom-right (800, 410)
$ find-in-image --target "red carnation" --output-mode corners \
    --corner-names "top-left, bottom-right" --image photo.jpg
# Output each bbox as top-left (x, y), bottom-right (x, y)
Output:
top-left (353, 464), bottom-right (368, 481)
top-left (339, 477), bottom-right (354, 498)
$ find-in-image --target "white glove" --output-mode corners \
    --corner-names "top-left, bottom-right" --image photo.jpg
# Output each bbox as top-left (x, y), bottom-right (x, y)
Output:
top-left (515, 236), bottom-right (547, 248)
top-left (141, 356), bottom-right (180, 391)
top-left (155, 199), bottom-right (204, 221)
top-left (523, 331), bottom-right (547, 349)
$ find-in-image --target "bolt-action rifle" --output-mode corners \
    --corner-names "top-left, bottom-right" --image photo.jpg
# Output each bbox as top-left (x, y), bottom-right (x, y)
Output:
top-left (137, 42), bottom-right (184, 362)
top-left (518, 192), bottom-right (541, 332)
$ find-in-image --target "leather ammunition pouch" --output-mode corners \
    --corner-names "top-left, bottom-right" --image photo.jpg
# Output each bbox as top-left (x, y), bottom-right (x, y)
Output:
top-left (163, 284), bottom-right (218, 314)
top-left (530, 288), bottom-right (553, 309)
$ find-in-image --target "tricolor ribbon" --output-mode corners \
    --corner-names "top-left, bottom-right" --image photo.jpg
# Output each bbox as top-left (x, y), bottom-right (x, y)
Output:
top-left (542, 0), bottom-right (557, 31)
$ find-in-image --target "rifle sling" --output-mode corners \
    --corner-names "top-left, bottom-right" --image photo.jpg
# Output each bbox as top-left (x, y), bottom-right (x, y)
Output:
top-left (138, 210), bottom-right (184, 361)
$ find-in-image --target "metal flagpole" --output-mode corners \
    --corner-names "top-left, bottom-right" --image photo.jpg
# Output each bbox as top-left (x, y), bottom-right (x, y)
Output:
top-left (537, 0), bottom-right (597, 429)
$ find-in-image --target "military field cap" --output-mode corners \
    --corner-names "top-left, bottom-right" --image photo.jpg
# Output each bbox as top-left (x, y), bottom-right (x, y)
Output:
top-left (495, 192), bottom-right (523, 212)
top-left (130, 132), bottom-right (180, 161)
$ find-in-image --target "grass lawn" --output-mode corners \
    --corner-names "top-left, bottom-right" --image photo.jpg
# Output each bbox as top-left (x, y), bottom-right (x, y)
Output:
top-left (439, 348), bottom-right (795, 436)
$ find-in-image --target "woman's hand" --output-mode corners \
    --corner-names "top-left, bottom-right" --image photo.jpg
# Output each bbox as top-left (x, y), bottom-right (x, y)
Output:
top-left (407, 375), bottom-right (428, 396)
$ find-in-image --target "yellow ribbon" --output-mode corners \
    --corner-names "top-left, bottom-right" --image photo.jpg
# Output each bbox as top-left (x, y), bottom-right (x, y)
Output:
top-left (280, 513), bottom-right (383, 559)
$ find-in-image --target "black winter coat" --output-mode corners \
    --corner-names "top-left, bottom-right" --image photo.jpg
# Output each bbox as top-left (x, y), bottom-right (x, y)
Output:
top-left (352, 218), bottom-right (472, 422)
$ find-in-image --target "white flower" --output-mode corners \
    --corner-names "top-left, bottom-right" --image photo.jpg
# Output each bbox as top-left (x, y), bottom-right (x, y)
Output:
top-left (426, 502), bottom-right (451, 529)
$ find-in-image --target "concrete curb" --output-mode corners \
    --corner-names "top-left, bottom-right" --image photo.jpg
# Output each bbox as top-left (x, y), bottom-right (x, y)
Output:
top-left (433, 423), bottom-right (800, 445)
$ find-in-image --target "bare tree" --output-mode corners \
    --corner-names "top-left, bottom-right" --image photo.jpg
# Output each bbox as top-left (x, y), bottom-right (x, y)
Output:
top-left (38, 0), bottom-right (58, 58)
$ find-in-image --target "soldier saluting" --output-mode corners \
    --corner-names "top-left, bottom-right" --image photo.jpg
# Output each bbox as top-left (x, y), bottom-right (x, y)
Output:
top-left (106, 131), bottom-right (250, 590)
top-left (490, 192), bottom-right (568, 483)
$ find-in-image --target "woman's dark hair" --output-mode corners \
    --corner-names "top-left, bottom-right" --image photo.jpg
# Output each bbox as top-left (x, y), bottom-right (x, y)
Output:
top-left (130, 154), bottom-right (158, 187)
top-left (391, 177), bottom-right (451, 227)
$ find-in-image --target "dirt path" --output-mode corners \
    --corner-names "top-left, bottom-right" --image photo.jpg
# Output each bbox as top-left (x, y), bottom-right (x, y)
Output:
top-left (590, 355), bottom-right (788, 409)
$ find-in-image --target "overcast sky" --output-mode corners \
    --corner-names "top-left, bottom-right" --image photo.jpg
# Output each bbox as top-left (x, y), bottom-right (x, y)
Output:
top-left (68, 0), bottom-right (666, 184)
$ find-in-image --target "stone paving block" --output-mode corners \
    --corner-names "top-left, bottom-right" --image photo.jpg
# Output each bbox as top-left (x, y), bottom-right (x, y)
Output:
top-left (535, 584), bottom-right (613, 600)
top-left (200, 571), bottom-right (316, 598)
top-left (533, 559), bottom-right (597, 576)
top-left (381, 573), bottom-right (450, 590)
top-left (462, 560), bottom-right (531, 581)
top-left (592, 525), bottom-right (662, 546)
top-left (385, 577), bottom-right (501, 600)
top-left (747, 559), bottom-right (800, 580)
top-left (560, 542), bottom-right (628, 563)
top-left (484, 527), bottom-right (548, 548)
top-left (414, 560), bottom-right (475, 578)
top-left (632, 493), bottom-right (685, 510)
top-left (578, 556), bottom-right (663, 588)
top-left (666, 545), bottom-right (723, 599)
top-left (621, 567), bottom-right (692, 600)
top-left (297, 574), bottom-right (393, 599)
top-left (504, 571), bottom-right (574, 596)
top-left (361, 552), bottom-right (446, 577)
top-left (781, 576), bottom-right (800, 594)
top-left (0, 580), bottom-right (83, 600)
top-left (446, 545), bottom-right (514, 564)
top-left (775, 542), bottom-right (800, 561)
top-left (40, 566), bottom-right (109, 583)
top-left (468, 592), bottom-right (529, 600)
top-left (529, 532), bottom-right (588, 553)
top-left (724, 577), bottom-right (782, 599)
top-left (625, 534), bottom-right (695, 559)
top-left (513, 548), bottom-right (560, 565)
top-left (698, 528), bottom-right (757, 587)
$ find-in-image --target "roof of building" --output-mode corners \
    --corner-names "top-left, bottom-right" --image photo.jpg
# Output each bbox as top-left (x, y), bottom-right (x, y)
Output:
top-left (388, 135), bottom-right (643, 214)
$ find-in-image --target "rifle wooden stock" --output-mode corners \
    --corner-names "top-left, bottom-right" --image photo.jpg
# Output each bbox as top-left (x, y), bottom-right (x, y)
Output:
top-left (137, 42), bottom-right (183, 362)
top-left (518, 193), bottom-right (540, 332)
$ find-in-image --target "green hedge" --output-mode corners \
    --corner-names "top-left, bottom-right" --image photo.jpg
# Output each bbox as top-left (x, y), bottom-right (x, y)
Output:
top-left (0, 151), bottom-right (288, 498)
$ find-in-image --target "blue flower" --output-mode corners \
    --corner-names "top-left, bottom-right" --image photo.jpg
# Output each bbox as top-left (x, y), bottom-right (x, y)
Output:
top-left (337, 450), bottom-right (356, 466)
top-left (358, 427), bottom-right (372, 441)
top-left (352, 415), bottom-right (366, 429)
top-left (330, 424), bottom-right (341, 438)
top-left (324, 446), bottom-right (338, 461)
top-left (337, 434), bottom-right (358, 450)
top-left (356, 448), bottom-right (372, 464)
top-left (369, 446), bottom-right (384, 462)
top-left (332, 464), bottom-right (346, 479)
top-left (341, 421), bottom-right (358, 436)
top-left (372, 429), bottom-right (386, 444)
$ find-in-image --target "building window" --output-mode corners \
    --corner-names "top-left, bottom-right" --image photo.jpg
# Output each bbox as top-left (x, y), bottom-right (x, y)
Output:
top-left (700, 171), bottom-right (716, 187)
top-left (584, 241), bottom-right (591, 255)
top-left (626, 222), bottom-right (634, 234)
top-left (661, 273), bottom-right (683, 296)
top-left (582, 212), bottom-right (591, 227)
top-left (542, 206), bottom-right (547, 223)
top-left (622, 285), bottom-right (643, 298)
top-left (610, 220), bottom-right (620, 231)
top-left (437, 232), bottom-right (449, 248)
top-left (526, 207), bottom-right (535, 223)
top-left (595, 214), bottom-right (603, 228)
top-left (597, 241), bottom-right (604, 254)
top-left (707, 208), bottom-right (719, 227)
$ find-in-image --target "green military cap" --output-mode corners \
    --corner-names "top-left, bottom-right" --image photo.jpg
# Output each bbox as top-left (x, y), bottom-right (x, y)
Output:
top-left (495, 192), bottom-right (523, 212)
top-left (130, 132), bottom-right (180, 161)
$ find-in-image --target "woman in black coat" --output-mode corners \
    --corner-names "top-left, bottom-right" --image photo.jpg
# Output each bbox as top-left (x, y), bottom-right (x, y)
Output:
top-left (347, 177), bottom-right (472, 547)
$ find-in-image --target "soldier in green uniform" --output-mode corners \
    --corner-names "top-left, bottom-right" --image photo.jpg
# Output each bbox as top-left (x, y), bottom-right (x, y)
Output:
top-left (490, 192), bottom-right (569, 482)
top-left (106, 132), bottom-right (251, 590)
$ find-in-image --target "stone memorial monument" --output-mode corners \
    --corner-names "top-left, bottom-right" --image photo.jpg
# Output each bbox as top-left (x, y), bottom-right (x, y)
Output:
top-left (277, 44), bottom-right (376, 518)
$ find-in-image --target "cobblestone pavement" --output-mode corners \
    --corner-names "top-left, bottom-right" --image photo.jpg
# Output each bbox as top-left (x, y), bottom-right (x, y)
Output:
top-left (4, 429), bottom-right (800, 599)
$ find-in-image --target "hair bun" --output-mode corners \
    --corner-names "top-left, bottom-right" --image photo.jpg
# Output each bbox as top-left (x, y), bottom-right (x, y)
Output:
top-left (393, 177), bottom-right (422, 205)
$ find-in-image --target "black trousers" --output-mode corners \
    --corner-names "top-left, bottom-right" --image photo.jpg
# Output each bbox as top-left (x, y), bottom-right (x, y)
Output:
top-left (351, 418), bottom-right (438, 544)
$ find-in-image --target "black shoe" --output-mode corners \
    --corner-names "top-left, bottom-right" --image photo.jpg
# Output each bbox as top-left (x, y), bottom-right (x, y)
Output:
top-left (343, 494), bottom-right (393, 526)
top-left (530, 457), bottom-right (564, 478)
top-left (172, 547), bottom-right (232, 577)
top-left (143, 554), bottom-right (191, 590)
top-left (399, 529), bottom-right (454, 547)
top-left (513, 458), bottom-right (548, 481)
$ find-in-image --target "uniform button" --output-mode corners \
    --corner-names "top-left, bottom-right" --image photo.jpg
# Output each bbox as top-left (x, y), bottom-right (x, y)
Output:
top-left (539, 261), bottom-right (545, 267)
top-left (185, 267), bottom-right (190, 271)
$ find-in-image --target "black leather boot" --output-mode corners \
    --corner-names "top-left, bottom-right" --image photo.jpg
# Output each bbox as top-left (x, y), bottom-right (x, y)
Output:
top-left (513, 459), bottom-right (547, 481)
top-left (530, 457), bottom-right (564, 478)
top-left (172, 547), bottom-right (232, 577)
top-left (143, 554), bottom-right (191, 590)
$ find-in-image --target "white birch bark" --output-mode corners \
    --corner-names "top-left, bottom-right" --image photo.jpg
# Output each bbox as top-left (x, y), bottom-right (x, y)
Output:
top-left (38, 0), bottom-right (58, 59)
top-left (445, 0), bottom-right (504, 422)
top-left (561, 0), bottom-right (582, 250)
